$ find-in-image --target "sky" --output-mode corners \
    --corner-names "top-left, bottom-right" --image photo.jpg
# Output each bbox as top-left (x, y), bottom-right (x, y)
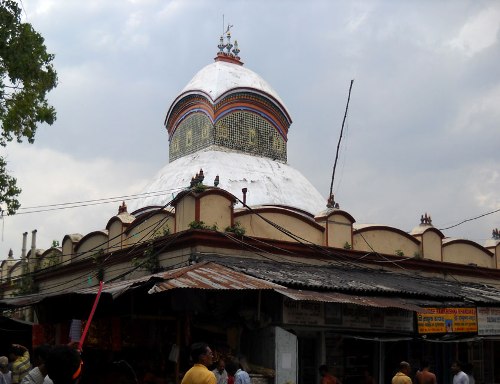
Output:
top-left (1, 0), bottom-right (499, 259)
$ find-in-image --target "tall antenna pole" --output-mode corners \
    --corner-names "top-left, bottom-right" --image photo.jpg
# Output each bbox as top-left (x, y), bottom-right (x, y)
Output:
top-left (327, 79), bottom-right (354, 208)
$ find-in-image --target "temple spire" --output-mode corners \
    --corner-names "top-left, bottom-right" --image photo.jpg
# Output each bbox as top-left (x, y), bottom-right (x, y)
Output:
top-left (215, 24), bottom-right (243, 65)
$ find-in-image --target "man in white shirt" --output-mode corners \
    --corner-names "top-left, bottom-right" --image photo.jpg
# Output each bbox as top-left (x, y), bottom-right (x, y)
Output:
top-left (451, 361), bottom-right (469, 384)
top-left (212, 359), bottom-right (228, 384)
top-left (0, 356), bottom-right (12, 384)
top-left (226, 360), bottom-right (250, 384)
top-left (20, 345), bottom-right (53, 384)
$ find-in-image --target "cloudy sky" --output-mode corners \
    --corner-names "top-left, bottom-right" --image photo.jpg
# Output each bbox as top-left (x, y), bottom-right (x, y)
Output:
top-left (1, 0), bottom-right (499, 259)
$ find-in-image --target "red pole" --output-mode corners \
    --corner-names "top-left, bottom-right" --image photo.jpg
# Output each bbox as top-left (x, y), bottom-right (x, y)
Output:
top-left (79, 281), bottom-right (104, 349)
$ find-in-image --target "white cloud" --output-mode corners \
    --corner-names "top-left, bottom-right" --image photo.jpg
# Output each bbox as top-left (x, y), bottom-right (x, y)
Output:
top-left (448, 5), bottom-right (500, 56)
top-left (0, 144), bottom-right (149, 258)
top-left (451, 85), bottom-right (500, 134)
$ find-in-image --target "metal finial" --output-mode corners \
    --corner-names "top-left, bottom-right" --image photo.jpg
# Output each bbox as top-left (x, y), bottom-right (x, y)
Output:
top-left (232, 40), bottom-right (240, 57)
top-left (493, 228), bottom-right (500, 240)
top-left (218, 35), bottom-right (225, 53)
top-left (225, 30), bottom-right (233, 54)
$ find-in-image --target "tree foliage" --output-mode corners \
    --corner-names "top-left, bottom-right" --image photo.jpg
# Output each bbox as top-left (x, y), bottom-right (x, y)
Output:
top-left (0, 0), bottom-right (57, 214)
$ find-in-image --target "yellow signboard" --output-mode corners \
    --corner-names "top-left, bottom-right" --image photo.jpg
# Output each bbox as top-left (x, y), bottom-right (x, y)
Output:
top-left (417, 307), bottom-right (477, 334)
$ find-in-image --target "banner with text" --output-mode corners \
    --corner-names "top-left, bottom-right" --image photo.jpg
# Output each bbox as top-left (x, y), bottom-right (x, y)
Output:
top-left (477, 307), bottom-right (500, 336)
top-left (417, 307), bottom-right (477, 334)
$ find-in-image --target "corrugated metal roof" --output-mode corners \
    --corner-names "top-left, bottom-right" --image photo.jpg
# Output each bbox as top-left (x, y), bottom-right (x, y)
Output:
top-left (198, 255), bottom-right (500, 304)
top-left (149, 262), bottom-right (286, 293)
top-left (0, 274), bottom-right (163, 308)
top-left (275, 288), bottom-right (431, 312)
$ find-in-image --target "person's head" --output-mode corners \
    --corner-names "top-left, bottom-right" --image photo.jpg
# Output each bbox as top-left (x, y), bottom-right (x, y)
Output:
top-left (8, 345), bottom-right (24, 362)
top-left (33, 344), bottom-right (52, 367)
top-left (319, 365), bottom-right (329, 377)
top-left (0, 356), bottom-right (9, 373)
top-left (421, 360), bottom-right (430, 370)
top-left (190, 342), bottom-right (213, 367)
top-left (216, 359), bottom-right (226, 373)
top-left (451, 361), bottom-right (463, 375)
top-left (225, 359), bottom-right (240, 376)
top-left (399, 361), bottom-right (411, 375)
top-left (45, 345), bottom-right (82, 384)
top-left (98, 360), bottom-right (139, 384)
top-left (463, 362), bottom-right (473, 375)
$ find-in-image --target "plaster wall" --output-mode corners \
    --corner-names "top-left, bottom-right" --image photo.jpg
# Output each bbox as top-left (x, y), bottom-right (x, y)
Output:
top-left (108, 220), bottom-right (126, 252)
top-left (443, 243), bottom-right (493, 268)
top-left (353, 230), bottom-right (419, 257)
top-left (175, 195), bottom-right (196, 232)
top-left (323, 215), bottom-right (353, 248)
top-left (125, 212), bottom-right (172, 246)
top-left (199, 194), bottom-right (233, 230)
top-left (485, 244), bottom-right (499, 268)
top-left (76, 234), bottom-right (108, 261)
top-left (237, 212), bottom-right (323, 244)
top-left (421, 231), bottom-right (442, 261)
top-left (62, 239), bottom-right (75, 264)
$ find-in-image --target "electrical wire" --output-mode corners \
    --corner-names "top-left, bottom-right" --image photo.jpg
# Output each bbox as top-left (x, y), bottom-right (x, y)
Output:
top-left (2, 196), bottom-right (179, 289)
top-left (13, 188), bottom-right (183, 215)
top-left (438, 208), bottom-right (500, 231)
top-left (4, 185), bottom-right (498, 304)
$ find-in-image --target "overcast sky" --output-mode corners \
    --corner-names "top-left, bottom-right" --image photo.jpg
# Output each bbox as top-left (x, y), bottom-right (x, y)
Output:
top-left (1, 0), bottom-right (499, 259)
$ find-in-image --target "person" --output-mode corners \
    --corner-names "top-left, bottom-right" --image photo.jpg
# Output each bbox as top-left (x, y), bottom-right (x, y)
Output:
top-left (450, 361), bottom-right (468, 384)
top-left (0, 356), bottom-right (12, 384)
top-left (318, 365), bottom-right (341, 384)
top-left (391, 361), bottom-right (412, 384)
top-left (226, 360), bottom-right (250, 384)
top-left (464, 363), bottom-right (475, 384)
top-left (21, 345), bottom-right (53, 384)
top-left (8, 344), bottom-right (31, 384)
top-left (415, 360), bottom-right (436, 384)
top-left (212, 359), bottom-right (228, 384)
top-left (97, 360), bottom-right (139, 384)
top-left (361, 370), bottom-right (376, 384)
top-left (45, 345), bottom-right (82, 384)
top-left (181, 343), bottom-right (216, 384)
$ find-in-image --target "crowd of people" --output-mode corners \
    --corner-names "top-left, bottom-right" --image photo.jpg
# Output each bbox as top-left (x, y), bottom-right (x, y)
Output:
top-left (316, 359), bottom-right (476, 384)
top-left (390, 359), bottom-right (476, 384)
top-left (0, 344), bottom-right (82, 384)
top-left (181, 342), bottom-right (251, 384)
top-left (0, 341), bottom-right (480, 384)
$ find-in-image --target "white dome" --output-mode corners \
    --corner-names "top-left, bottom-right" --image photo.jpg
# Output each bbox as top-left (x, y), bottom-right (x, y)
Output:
top-left (179, 61), bottom-right (288, 110)
top-left (130, 148), bottom-right (326, 215)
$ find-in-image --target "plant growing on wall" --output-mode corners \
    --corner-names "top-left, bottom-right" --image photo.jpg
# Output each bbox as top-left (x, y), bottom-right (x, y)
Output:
top-left (343, 242), bottom-right (352, 250)
top-left (92, 249), bottom-right (105, 281)
top-left (395, 249), bottom-right (405, 257)
top-left (132, 240), bottom-right (161, 274)
top-left (225, 222), bottom-right (246, 237)
top-left (188, 220), bottom-right (209, 230)
top-left (192, 183), bottom-right (207, 193)
top-left (14, 263), bottom-right (37, 296)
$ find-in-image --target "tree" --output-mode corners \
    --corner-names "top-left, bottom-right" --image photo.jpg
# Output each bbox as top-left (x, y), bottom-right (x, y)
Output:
top-left (0, 0), bottom-right (57, 214)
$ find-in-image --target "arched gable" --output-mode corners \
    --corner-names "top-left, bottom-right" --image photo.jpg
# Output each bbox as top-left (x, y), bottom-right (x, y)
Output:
top-left (353, 225), bottom-right (420, 257)
top-left (235, 205), bottom-right (324, 244)
top-left (74, 230), bottom-right (108, 261)
top-left (443, 238), bottom-right (494, 268)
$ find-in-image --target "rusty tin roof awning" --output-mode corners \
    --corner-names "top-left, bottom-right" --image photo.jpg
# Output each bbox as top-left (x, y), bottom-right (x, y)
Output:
top-left (148, 261), bottom-right (286, 293)
top-left (275, 288), bottom-right (431, 313)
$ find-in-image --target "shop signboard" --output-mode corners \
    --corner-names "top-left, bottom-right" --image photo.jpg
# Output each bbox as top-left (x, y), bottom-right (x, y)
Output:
top-left (477, 307), bottom-right (500, 335)
top-left (282, 298), bottom-right (324, 325)
top-left (282, 300), bottom-right (413, 331)
top-left (417, 307), bottom-right (477, 333)
top-left (327, 305), bottom-right (413, 332)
